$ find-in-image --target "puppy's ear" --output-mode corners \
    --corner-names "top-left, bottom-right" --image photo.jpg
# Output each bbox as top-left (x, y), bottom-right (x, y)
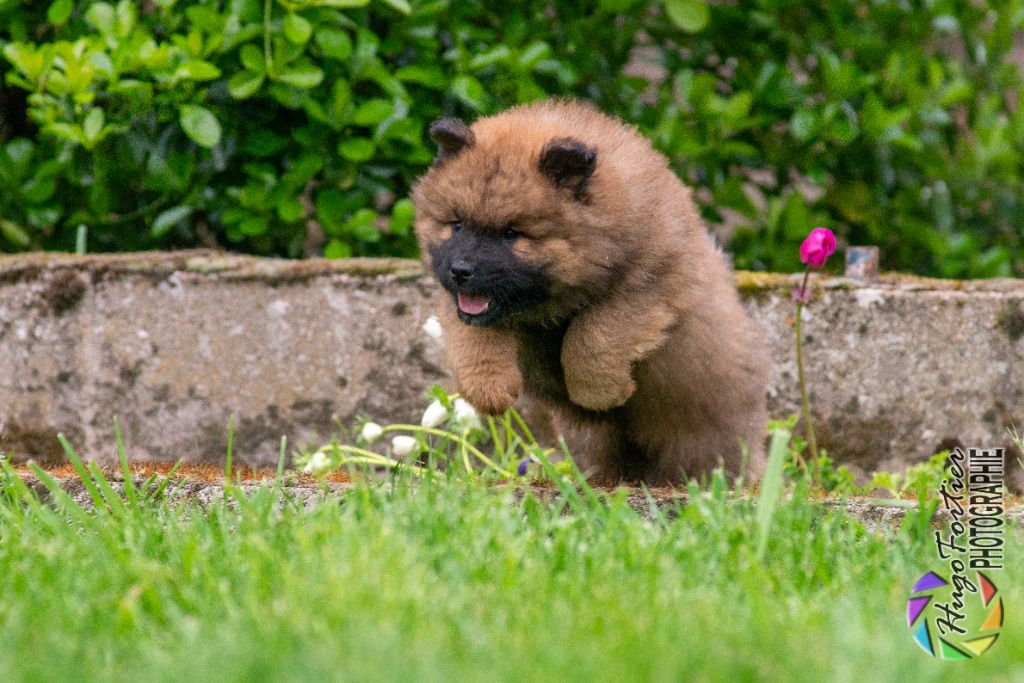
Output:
top-left (538, 137), bottom-right (597, 199)
top-left (429, 118), bottom-right (475, 163)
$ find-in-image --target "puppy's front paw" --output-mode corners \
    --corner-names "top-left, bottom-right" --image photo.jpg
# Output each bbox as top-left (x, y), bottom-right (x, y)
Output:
top-left (564, 366), bottom-right (636, 411)
top-left (459, 368), bottom-right (523, 415)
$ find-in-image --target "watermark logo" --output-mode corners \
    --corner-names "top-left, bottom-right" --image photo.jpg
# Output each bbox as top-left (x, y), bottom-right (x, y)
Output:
top-left (908, 448), bottom-right (1006, 660)
top-left (907, 569), bottom-right (1003, 659)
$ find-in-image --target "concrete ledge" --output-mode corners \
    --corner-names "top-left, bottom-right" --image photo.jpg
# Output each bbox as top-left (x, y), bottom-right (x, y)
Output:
top-left (1, 250), bottom-right (1022, 482)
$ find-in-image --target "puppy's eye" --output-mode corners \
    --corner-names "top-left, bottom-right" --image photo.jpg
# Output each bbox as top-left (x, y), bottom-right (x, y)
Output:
top-left (448, 221), bottom-right (463, 233)
top-left (503, 227), bottom-right (521, 241)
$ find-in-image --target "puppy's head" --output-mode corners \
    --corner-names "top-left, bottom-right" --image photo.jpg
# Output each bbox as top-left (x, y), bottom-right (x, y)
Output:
top-left (412, 114), bottom-right (612, 327)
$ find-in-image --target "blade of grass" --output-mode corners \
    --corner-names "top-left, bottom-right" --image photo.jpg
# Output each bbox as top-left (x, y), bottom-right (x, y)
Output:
top-left (756, 427), bottom-right (790, 562)
top-left (144, 460), bottom-right (184, 504)
top-left (27, 462), bottom-right (92, 526)
top-left (58, 433), bottom-right (107, 513)
top-left (224, 415), bottom-right (235, 484)
top-left (533, 442), bottom-right (589, 517)
top-left (509, 408), bottom-right (538, 445)
top-left (276, 435), bottom-right (287, 485)
top-left (0, 459), bottom-right (42, 510)
top-left (87, 461), bottom-right (128, 519)
top-left (113, 417), bottom-right (138, 505)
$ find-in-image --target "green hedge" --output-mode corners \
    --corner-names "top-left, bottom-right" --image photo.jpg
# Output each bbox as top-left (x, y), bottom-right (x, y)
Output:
top-left (1, 0), bottom-right (1023, 277)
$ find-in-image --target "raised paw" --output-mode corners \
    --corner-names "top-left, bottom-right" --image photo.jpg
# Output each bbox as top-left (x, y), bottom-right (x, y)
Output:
top-left (564, 365), bottom-right (636, 412)
top-left (459, 367), bottom-right (523, 416)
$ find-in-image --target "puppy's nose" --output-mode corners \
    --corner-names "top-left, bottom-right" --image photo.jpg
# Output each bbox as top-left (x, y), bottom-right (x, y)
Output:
top-left (449, 261), bottom-right (474, 284)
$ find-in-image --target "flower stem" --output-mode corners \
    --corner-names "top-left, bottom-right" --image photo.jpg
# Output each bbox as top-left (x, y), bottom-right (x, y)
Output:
top-left (794, 300), bottom-right (820, 488)
top-left (263, 0), bottom-right (275, 77)
top-left (314, 444), bottom-right (429, 476)
top-left (382, 424), bottom-right (515, 478)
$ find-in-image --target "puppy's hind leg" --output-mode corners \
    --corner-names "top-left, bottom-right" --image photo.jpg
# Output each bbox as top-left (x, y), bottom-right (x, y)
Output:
top-left (643, 426), bottom-right (757, 486)
top-left (546, 404), bottom-right (628, 484)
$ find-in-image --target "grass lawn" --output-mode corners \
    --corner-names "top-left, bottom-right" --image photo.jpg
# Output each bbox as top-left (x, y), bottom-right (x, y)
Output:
top-left (0, 451), bottom-right (1019, 683)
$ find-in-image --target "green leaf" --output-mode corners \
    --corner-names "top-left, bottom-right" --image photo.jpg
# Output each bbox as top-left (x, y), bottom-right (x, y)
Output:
top-left (173, 61), bottom-right (222, 82)
top-left (4, 139), bottom-right (34, 167)
top-left (83, 108), bottom-right (104, 144)
top-left (338, 137), bottom-right (375, 162)
top-left (151, 206), bottom-right (193, 237)
top-left (115, 0), bottom-right (136, 35)
top-left (450, 75), bottom-right (485, 109)
top-left (276, 197), bottom-right (305, 223)
top-left (345, 208), bottom-right (379, 242)
top-left (388, 198), bottom-right (414, 236)
top-left (239, 44), bottom-right (265, 73)
top-left (330, 80), bottom-right (352, 116)
top-left (85, 3), bottom-right (116, 35)
top-left (517, 41), bottom-right (552, 69)
top-left (46, 122), bottom-right (87, 146)
top-left (790, 109), bottom-right (815, 142)
top-left (242, 130), bottom-right (288, 157)
top-left (275, 63), bottom-right (324, 89)
top-left (315, 28), bottom-right (352, 61)
top-left (323, 239), bottom-right (352, 259)
top-left (311, 0), bottom-right (369, 7)
top-left (178, 104), bottom-right (222, 148)
top-left (469, 45), bottom-right (511, 71)
top-left (394, 65), bottom-right (446, 89)
top-left (351, 98), bottom-right (394, 126)
top-left (315, 188), bottom-right (346, 232)
top-left (283, 13), bottom-right (313, 45)
top-left (599, 0), bottom-right (643, 11)
top-left (47, 0), bottom-right (73, 24)
top-left (20, 176), bottom-right (56, 203)
top-left (379, 0), bottom-right (412, 14)
top-left (239, 215), bottom-right (270, 236)
top-left (281, 153), bottom-right (323, 191)
top-left (229, 70), bottom-right (265, 99)
top-left (0, 219), bottom-right (32, 248)
top-left (722, 91), bottom-right (752, 121)
top-left (664, 0), bottom-right (709, 33)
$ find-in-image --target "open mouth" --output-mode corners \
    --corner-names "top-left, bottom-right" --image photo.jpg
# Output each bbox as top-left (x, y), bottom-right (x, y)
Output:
top-left (457, 291), bottom-right (491, 316)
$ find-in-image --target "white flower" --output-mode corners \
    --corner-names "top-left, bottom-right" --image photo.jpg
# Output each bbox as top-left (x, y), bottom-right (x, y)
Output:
top-left (391, 435), bottom-right (418, 457)
top-left (302, 451), bottom-right (332, 476)
top-left (422, 315), bottom-right (443, 340)
top-left (360, 421), bottom-right (384, 443)
top-left (452, 398), bottom-right (480, 429)
top-left (421, 399), bottom-right (449, 429)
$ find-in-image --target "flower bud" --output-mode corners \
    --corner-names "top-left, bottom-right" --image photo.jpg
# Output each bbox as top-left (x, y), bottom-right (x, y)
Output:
top-left (421, 400), bottom-right (449, 429)
top-left (391, 435), bottom-right (418, 457)
top-left (452, 398), bottom-right (480, 429)
top-left (360, 421), bottom-right (383, 443)
top-left (799, 227), bottom-right (837, 269)
top-left (302, 451), bottom-right (331, 476)
top-left (422, 315), bottom-right (443, 340)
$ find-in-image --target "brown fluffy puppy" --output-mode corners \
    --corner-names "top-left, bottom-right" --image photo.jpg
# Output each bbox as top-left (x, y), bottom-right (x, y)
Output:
top-left (411, 100), bottom-right (769, 483)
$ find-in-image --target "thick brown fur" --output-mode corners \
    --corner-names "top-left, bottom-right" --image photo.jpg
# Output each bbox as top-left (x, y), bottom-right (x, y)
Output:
top-left (412, 100), bottom-right (769, 484)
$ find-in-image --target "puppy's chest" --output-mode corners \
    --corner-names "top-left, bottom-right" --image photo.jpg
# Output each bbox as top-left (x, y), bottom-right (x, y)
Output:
top-left (514, 324), bottom-right (570, 401)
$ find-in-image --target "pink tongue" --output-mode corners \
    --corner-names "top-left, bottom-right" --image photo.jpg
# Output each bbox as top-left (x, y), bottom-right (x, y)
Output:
top-left (458, 292), bottom-right (490, 315)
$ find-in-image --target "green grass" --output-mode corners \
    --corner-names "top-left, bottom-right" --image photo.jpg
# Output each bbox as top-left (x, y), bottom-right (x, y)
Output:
top-left (0, 451), bottom-right (1019, 681)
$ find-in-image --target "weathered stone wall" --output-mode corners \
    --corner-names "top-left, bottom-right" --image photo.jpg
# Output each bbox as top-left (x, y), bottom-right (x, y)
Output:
top-left (1, 251), bottom-right (1021, 480)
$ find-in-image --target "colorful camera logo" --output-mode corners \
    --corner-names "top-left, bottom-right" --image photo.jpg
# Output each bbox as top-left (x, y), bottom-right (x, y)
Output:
top-left (908, 570), bottom-right (1003, 660)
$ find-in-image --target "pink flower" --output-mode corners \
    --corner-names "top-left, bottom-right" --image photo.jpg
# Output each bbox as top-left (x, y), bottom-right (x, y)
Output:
top-left (799, 228), bottom-right (837, 269)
